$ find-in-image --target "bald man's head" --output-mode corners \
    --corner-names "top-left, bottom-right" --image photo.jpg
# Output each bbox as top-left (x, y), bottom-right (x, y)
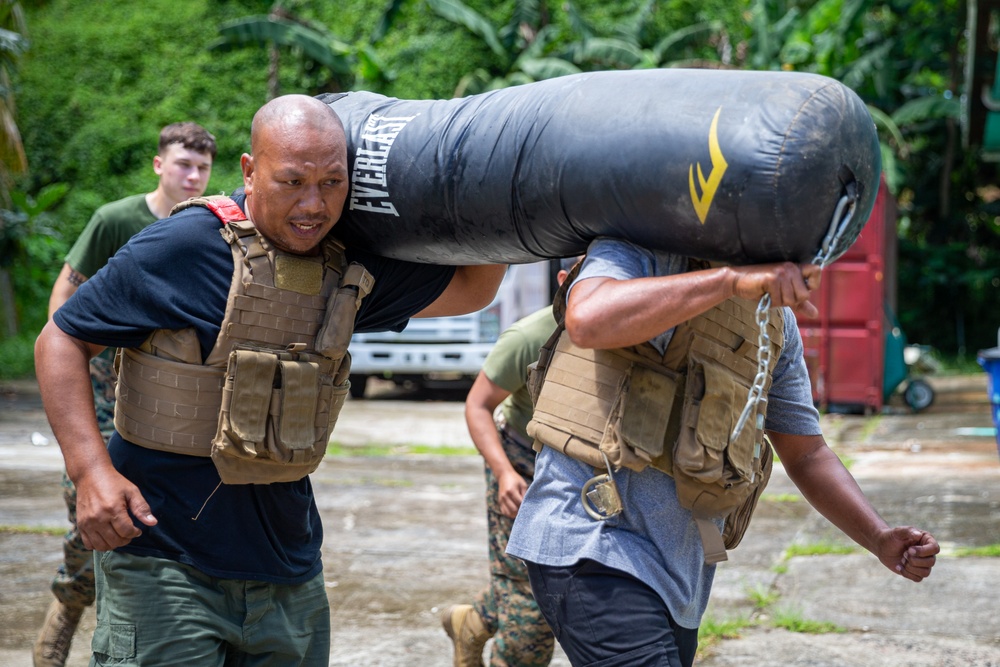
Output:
top-left (250, 94), bottom-right (346, 158)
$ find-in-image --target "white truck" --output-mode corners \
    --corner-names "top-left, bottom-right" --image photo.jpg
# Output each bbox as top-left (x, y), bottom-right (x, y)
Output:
top-left (347, 261), bottom-right (557, 398)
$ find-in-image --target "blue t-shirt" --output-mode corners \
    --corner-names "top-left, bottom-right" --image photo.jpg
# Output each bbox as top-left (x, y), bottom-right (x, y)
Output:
top-left (53, 191), bottom-right (456, 584)
top-left (506, 238), bottom-right (821, 628)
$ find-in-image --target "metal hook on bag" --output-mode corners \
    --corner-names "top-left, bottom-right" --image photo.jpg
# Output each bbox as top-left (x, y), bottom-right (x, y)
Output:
top-left (813, 192), bottom-right (857, 269)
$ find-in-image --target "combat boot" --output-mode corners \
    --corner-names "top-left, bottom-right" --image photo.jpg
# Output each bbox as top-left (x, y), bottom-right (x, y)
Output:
top-left (441, 603), bottom-right (490, 667)
top-left (33, 599), bottom-right (84, 667)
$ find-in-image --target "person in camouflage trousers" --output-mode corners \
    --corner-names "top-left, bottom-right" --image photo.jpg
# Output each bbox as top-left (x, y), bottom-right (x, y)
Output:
top-left (441, 259), bottom-right (576, 667)
top-left (471, 425), bottom-right (553, 666)
top-left (35, 122), bottom-right (216, 667)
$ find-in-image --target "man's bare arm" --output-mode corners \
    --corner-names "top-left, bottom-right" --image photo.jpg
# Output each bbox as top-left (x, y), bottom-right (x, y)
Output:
top-left (769, 431), bottom-right (938, 582)
top-left (565, 262), bottom-right (821, 349)
top-left (415, 264), bottom-right (508, 318)
top-left (34, 321), bottom-right (156, 550)
top-left (465, 372), bottom-right (525, 518)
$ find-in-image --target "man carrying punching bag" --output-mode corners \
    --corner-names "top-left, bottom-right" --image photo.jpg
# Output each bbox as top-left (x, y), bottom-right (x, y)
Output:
top-left (508, 238), bottom-right (939, 667)
top-left (34, 95), bottom-right (506, 666)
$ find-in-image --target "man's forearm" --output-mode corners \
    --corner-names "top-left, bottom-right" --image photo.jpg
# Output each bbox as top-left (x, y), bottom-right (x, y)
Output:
top-left (34, 321), bottom-right (113, 484)
top-left (775, 434), bottom-right (890, 553)
top-left (566, 269), bottom-right (734, 349)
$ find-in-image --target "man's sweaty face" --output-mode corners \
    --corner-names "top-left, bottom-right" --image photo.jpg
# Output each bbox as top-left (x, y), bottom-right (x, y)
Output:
top-left (243, 125), bottom-right (349, 256)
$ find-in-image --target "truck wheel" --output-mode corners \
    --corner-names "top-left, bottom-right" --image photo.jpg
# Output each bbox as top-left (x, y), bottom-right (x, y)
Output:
top-left (348, 374), bottom-right (368, 399)
top-left (904, 379), bottom-right (935, 412)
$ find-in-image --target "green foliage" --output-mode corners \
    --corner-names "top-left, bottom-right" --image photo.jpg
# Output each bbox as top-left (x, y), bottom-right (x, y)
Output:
top-left (697, 614), bottom-right (754, 647)
top-left (423, 0), bottom-right (738, 95)
top-left (424, 0), bottom-right (582, 96)
top-left (0, 182), bottom-right (67, 336)
top-left (0, 332), bottom-right (34, 378)
top-left (0, 0), bottom-right (29, 185)
top-left (783, 541), bottom-right (859, 559)
top-left (17, 0), bottom-right (264, 237)
top-left (213, 16), bottom-right (356, 72)
top-left (327, 440), bottom-right (477, 457)
top-left (210, 2), bottom-right (403, 96)
top-left (297, 0), bottom-right (507, 99)
top-left (897, 237), bottom-right (999, 355)
top-left (738, 0), bottom-right (1000, 356)
top-left (6, 0), bottom-right (1000, 370)
top-left (745, 582), bottom-right (779, 609)
top-left (561, 1), bottom-right (725, 71)
top-left (771, 607), bottom-right (845, 634)
top-left (0, 523), bottom-right (64, 536)
top-left (954, 544), bottom-right (1000, 557)
top-left (0, 183), bottom-right (65, 266)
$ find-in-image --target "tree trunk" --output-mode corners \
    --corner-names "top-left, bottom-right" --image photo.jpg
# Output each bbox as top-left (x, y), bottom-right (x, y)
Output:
top-left (0, 267), bottom-right (19, 337)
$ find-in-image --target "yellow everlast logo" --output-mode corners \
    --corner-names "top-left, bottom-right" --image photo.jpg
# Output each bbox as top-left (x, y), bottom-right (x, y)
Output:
top-left (688, 107), bottom-right (728, 224)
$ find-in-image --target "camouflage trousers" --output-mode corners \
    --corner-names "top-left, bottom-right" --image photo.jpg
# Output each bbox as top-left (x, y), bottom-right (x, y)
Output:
top-left (472, 426), bottom-right (555, 667)
top-left (50, 355), bottom-right (117, 609)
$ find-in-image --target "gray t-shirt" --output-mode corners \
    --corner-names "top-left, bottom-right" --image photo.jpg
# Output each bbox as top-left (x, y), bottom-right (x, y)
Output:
top-left (506, 237), bottom-right (821, 628)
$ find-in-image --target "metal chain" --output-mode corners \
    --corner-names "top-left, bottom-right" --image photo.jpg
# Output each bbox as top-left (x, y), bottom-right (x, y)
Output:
top-left (730, 294), bottom-right (772, 443)
top-left (729, 192), bottom-right (857, 444)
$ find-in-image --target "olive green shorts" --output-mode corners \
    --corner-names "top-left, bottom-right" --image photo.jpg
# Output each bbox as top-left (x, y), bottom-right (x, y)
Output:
top-left (91, 550), bottom-right (330, 666)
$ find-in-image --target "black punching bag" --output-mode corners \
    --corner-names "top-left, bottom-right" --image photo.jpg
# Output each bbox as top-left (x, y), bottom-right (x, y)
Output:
top-left (318, 68), bottom-right (880, 266)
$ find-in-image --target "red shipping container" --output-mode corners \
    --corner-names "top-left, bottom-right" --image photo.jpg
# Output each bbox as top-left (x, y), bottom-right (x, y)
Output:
top-left (795, 177), bottom-right (894, 413)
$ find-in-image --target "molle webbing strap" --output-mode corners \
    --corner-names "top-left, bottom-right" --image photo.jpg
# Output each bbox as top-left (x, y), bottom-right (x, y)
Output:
top-left (224, 282), bottom-right (329, 346)
top-left (322, 235), bottom-right (349, 274)
top-left (532, 333), bottom-right (630, 445)
top-left (696, 517), bottom-right (728, 565)
top-left (667, 296), bottom-right (784, 388)
top-left (223, 218), bottom-right (276, 287)
top-left (114, 348), bottom-right (224, 456)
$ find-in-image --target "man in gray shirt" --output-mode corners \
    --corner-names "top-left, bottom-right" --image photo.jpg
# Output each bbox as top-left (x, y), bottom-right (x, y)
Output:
top-left (508, 238), bottom-right (939, 667)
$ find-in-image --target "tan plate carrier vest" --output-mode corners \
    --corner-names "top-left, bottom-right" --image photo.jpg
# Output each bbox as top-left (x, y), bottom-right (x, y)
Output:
top-left (526, 263), bottom-right (784, 564)
top-left (113, 195), bottom-right (374, 485)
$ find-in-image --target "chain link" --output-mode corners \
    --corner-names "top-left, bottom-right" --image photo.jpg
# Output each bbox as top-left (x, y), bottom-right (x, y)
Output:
top-left (730, 293), bottom-right (772, 443)
top-left (729, 192), bottom-right (857, 444)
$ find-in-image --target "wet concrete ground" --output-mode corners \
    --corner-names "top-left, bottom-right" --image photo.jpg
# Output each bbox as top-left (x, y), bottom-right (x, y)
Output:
top-left (1, 375), bottom-right (999, 666)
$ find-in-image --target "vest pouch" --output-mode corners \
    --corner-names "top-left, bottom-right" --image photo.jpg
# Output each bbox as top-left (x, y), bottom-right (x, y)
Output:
top-left (266, 353), bottom-right (343, 480)
top-left (316, 263), bottom-right (374, 362)
top-left (673, 346), bottom-right (755, 516)
top-left (325, 378), bottom-right (350, 439)
top-left (212, 347), bottom-right (335, 484)
top-left (722, 434), bottom-right (773, 549)
top-left (218, 349), bottom-right (277, 456)
top-left (271, 359), bottom-right (321, 459)
top-left (315, 285), bottom-right (359, 362)
top-left (616, 363), bottom-right (682, 466)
